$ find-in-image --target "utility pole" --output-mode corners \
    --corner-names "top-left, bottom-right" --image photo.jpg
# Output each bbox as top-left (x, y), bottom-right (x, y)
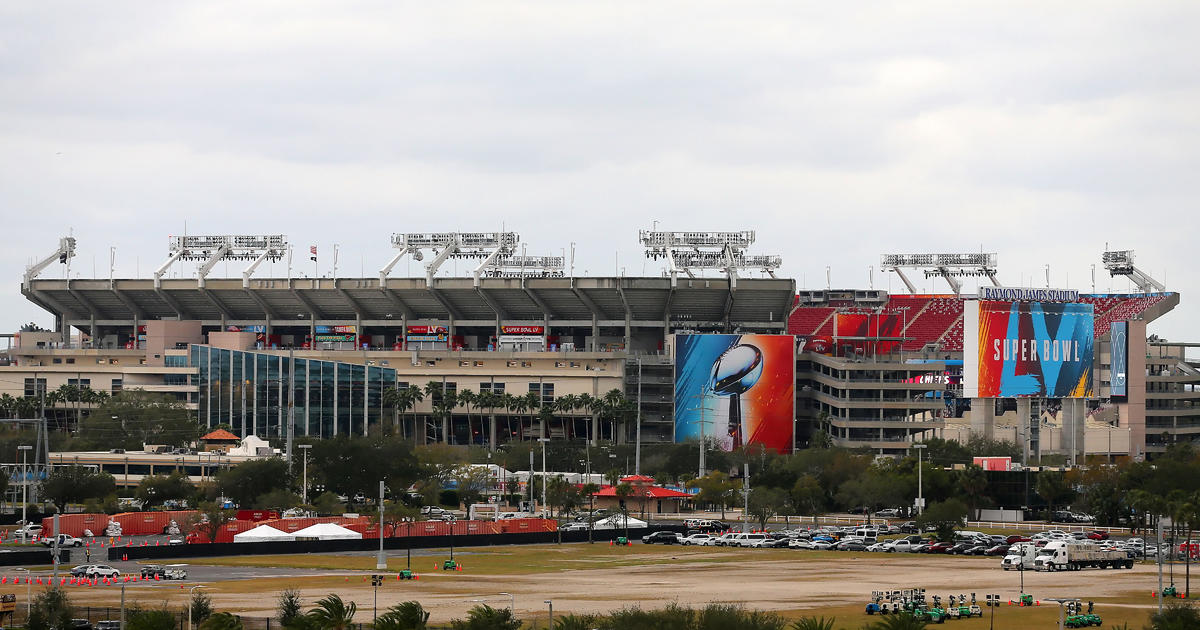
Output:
top-left (634, 359), bottom-right (642, 475)
top-left (742, 463), bottom-right (750, 533)
top-left (376, 480), bottom-right (387, 570)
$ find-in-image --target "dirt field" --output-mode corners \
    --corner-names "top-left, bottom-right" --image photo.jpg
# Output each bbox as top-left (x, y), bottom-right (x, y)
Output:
top-left (58, 545), bottom-right (1177, 625)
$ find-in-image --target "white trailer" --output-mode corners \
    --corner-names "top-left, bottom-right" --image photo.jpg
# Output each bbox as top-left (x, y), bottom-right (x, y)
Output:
top-left (1033, 541), bottom-right (1134, 571)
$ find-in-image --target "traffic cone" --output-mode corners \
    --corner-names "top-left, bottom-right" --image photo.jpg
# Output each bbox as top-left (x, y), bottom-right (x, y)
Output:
top-left (413, 575), bottom-right (419, 580)
top-left (122, 554), bottom-right (128, 561)
top-left (1153, 591), bottom-right (1157, 598)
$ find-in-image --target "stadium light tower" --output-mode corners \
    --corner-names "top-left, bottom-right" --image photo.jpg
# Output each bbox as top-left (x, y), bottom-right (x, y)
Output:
top-left (880, 252), bottom-right (999, 295)
top-left (380, 232), bottom-right (519, 287)
top-left (22, 236), bottom-right (76, 289)
top-left (640, 230), bottom-right (781, 287)
top-left (1102, 249), bottom-right (1165, 293)
top-left (483, 254), bottom-right (565, 279)
top-left (154, 235), bottom-right (288, 288)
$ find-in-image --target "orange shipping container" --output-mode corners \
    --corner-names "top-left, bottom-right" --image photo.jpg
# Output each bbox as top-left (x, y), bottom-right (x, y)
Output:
top-left (40, 513), bottom-right (110, 538)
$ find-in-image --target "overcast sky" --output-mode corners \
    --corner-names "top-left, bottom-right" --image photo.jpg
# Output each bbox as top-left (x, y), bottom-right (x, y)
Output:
top-left (2, 2), bottom-right (1197, 340)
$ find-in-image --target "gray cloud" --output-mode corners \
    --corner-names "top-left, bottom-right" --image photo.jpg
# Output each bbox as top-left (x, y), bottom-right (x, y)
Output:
top-left (1, 1), bottom-right (1197, 341)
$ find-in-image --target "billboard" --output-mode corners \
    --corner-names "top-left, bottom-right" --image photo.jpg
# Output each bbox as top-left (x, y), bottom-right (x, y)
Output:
top-left (963, 301), bottom-right (1094, 398)
top-left (314, 325), bottom-right (357, 343)
top-left (674, 334), bottom-right (795, 453)
top-left (1110, 321), bottom-right (1128, 399)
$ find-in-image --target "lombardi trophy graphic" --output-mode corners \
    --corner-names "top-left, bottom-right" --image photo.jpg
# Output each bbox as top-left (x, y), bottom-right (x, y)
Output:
top-left (708, 343), bottom-right (763, 450)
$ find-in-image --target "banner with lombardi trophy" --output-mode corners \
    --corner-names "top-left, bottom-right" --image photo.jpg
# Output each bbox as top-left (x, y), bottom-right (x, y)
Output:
top-left (673, 334), bottom-right (795, 453)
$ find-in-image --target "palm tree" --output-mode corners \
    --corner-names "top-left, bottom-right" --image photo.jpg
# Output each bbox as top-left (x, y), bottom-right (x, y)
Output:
top-left (790, 617), bottom-right (837, 630)
top-left (0, 393), bottom-right (15, 419)
top-left (555, 394), bottom-right (579, 440)
top-left (455, 605), bottom-right (520, 630)
top-left (456, 389), bottom-right (476, 445)
top-left (374, 601), bottom-right (429, 630)
top-left (959, 465), bottom-right (988, 521)
top-left (508, 393), bottom-right (527, 441)
top-left (522, 391), bottom-right (541, 439)
top-left (602, 388), bottom-right (628, 443)
top-left (306, 594), bottom-right (357, 630)
top-left (199, 612), bottom-right (244, 630)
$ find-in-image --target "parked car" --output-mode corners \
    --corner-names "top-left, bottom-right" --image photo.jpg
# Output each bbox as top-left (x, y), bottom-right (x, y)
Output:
top-left (140, 565), bottom-right (165, 579)
top-left (559, 522), bottom-right (590, 532)
top-left (1006, 535), bottom-right (1032, 544)
top-left (875, 508), bottom-right (901, 518)
top-left (984, 544), bottom-right (1011, 556)
top-left (641, 531), bottom-right (681, 545)
top-left (836, 540), bottom-right (868, 551)
top-left (1087, 530), bottom-right (1111, 540)
top-left (948, 543), bottom-right (974, 555)
top-left (680, 533), bottom-right (714, 546)
top-left (95, 621), bottom-right (122, 630)
top-left (896, 522), bottom-right (919, 534)
top-left (15, 524), bottom-right (43, 540)
top-left (927, 542), bottom-right (955, 554)
top-left (810, 540), bottom-right (835, 550)
top-left (70, 565), bottom-right (95, 578)
top-left (789, 539), bottom-right (816, 550)
top-left (70, 620), bottom-right (93, 630)
top-left (963, 545), bottom-right (988, 556)
top-left (86, 565), bottom-right (120, 579)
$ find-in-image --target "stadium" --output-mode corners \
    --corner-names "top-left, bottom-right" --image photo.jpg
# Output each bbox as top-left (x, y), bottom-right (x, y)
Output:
top-left (3, 231), bottom-right (1191, 465)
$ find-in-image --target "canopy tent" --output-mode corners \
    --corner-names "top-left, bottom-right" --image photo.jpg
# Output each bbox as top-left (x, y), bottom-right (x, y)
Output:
top-left (291, 523), bottom-right (363, 540)
top-left (591, 515), bottom-right (648, 530)
top-left (232, 524), bottom-right (295, 543)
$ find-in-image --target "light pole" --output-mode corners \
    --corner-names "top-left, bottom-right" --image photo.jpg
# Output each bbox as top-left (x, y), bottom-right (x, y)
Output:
top-left (18, 445), bottom-right (32, 529)
top-left (376, 480), bottom-right (387, 570)
top-left (298, 444), bottom-right (312, 504)
top-left (544, 599), bottom-right (553, 630)
top-left (498, 592), bottom-right (514, 611)
top-left (913, 443), bottom-right (927, 515)
top-left (187, 585), bottom-right (207, 630)
top-left (537, 438), bottom-right (550, 516)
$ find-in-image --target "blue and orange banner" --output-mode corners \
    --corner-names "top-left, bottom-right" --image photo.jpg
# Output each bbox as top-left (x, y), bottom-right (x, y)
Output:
top-left (964, 301), bottom-right (1094, 398)
top-left (673, 334), bottom-right (795, 453)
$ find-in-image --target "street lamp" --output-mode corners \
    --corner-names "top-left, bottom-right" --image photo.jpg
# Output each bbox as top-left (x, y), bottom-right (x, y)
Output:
top-left (376, 480), bottom-right (387, 570)
top-left (18, 445), bottom-right (32, 528)
top-left (544, 600), bottom-right (553, 630)
top-left (912, 443), bottom-right (928, 515)
top-left (537, 438), bottom-right (550, 516)
top-left (187, 585), bottom-right (207, 630)
top-left (498, 592), bottom-right (514, 611)
top-left (298, 444), bottom-right (312, 504)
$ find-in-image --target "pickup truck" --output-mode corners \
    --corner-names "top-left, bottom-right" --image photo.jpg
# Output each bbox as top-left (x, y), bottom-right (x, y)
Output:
top-left (41, 534), bottom-right (84, 547)
top-left (1033, 541), bottom-right (1134, 571)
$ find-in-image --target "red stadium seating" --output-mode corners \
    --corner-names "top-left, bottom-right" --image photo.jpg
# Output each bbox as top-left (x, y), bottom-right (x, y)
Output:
top-left (788, 293), bottom-right (1170, 352)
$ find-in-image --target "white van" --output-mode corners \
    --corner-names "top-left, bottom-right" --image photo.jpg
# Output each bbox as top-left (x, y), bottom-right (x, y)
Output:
top-left (737, 533), bottom-right (769, 548)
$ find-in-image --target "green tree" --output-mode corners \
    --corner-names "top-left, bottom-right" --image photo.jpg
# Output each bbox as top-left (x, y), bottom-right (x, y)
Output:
top-left (862, 614), bottom-right (929, 630)
top-left (190, 590), bottom-right (214, 624)
top-left (546, 475), bottom-right (581, 517)
top-left (1036, 471), bottom-right (1075, 519)
top-left (126, 608), bottom-right (178, 630)
top-left (136, 470), bottom-right (194, 508)
top-left (1149, 600), bottom-right (1200, 630)
top-left (915, 498), bottom-right (968, 542)
top-left (79, 390), bottom-right (200, 450)
top-left (748, 487), bottom-right (787, 530)
top-left (789, 616), bottom-right (837, 630)
top-left (312, 492), bottom-right (345, 516)
top-left (306, 594), bottom-right (357, 630)
top-left (687, 471), bottom-right (739, 519)
top-left (199, 612), bottom-right (244, 630)
top-left (278, 588), bottom-right (305, 628)
top-left (958, 465), bottom-right (988, 521)
top-left (374, 602), bottom-right (430, 630)
top-left (449, 605), bottom-right (521, 630)
top-left (40, 465), bottom-right (117, 508)
top-left (217, 458), bottom-right (292, 507)
top-left (790, 474), bottom-right (825, 520)
top-left (311, 436), bottom-right (421, 498)
top-left (255, 489), bottom-right (303, 510)
top-left (27, 588), bottom-right (73, 630)
top-left (191, 501), bottom-right (234, 543)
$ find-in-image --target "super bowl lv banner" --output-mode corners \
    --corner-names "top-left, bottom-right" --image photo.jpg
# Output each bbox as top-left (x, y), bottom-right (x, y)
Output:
top-left (673, 334), bottom-right (795, 453)
top-left (964, 301), bottom-right (1094, 398)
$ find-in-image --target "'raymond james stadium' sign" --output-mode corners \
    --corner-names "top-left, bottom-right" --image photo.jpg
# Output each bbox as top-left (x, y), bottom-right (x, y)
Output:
top-left (979, 287), bottom-right (1080, 302)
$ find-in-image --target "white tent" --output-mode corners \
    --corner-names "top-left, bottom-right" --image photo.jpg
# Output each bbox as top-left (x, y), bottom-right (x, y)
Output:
top-left (233, 525), bottom-right (295, 543)
top-left (591, 515), bottom-right (648, 530)
top-left (292, 523), bottom-right (363, 540)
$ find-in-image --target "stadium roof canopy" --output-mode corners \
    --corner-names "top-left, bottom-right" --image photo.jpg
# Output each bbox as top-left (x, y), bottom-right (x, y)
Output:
top-left (23, 276), bottom-right (797, 330)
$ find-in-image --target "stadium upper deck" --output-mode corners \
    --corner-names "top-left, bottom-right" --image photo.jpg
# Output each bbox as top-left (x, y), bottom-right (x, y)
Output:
top-left (788, 291), bottom-right (1179, 354)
